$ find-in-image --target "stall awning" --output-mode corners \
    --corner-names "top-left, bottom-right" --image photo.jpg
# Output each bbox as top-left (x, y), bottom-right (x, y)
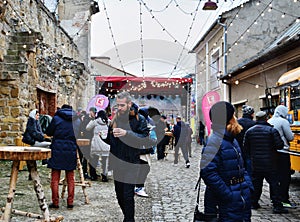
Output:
top-left (95, 76), bottom-right (193, 83)
top-left (277, 67), bottom-right (300, 87)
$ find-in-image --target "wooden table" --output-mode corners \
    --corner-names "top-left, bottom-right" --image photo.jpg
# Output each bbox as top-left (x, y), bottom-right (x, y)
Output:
top-left (0, 146), bottom-right (51, 222)
top-left (60, 139), bottom-right (91, 204)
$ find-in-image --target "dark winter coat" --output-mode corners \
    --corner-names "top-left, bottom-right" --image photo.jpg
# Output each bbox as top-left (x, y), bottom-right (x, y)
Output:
top-left (22, 116), bottom-right (45, 146)
top-left (236, 115), bottom-right (255, 162)
top-left (155, 119), bottom-right (169, 146)
top-left (201, 125), bottom-right (252, 222)
top-left (46, 108), bottom-right (80, 171)
top-left (243, 120), bottom-right (284, 172)
top-left (173, 121), bottom-right (188, 146)
top-left (106, 113), bottom-right (156, 168)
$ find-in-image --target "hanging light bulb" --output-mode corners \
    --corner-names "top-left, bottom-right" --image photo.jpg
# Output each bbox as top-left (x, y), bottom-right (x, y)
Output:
top-left (235, 80), bottom-right (239, 85)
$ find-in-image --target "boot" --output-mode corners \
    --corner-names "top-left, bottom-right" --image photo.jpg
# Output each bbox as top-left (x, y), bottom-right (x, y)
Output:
top-left (273, 206), bottom-right (288, 214)
top-left (101, 174), bottom-right (108, 182)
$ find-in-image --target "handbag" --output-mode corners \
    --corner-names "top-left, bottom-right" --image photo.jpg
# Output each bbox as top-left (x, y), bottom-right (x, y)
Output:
top-left (193, 173), bottom-right (218, 222)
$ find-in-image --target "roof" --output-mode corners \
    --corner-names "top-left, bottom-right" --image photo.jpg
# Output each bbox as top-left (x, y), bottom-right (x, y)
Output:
top-left (223, 21), bottom-right (300, 79)
top-left (267, 22), bottom-right (300, 50)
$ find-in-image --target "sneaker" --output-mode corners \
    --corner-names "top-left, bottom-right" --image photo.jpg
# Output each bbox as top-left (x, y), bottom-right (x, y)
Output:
top-left (282, 201), bottom-right (297, 209)
top-left (135, 187), bottom-right (149, 197)
top-left (185, 161), bottom-right (190, 168)
top-left (101, 174), bottom-right (108, 182)
top-left (67, 204), bottom-right (74, 210)
top-left (173, 163), bottom-right (178, 166)
top-left (273, 206), bottom-right (289, 214)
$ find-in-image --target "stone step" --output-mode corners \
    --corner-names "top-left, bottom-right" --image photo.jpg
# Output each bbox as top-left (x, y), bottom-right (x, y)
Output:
top-left (0, 71), bottom-right (19, 80)
top-left (10, 33), bottom-right (42, 44)
top-left (7, 43), bottom-right (36, 51)
top-left (6, 49), bottom-right (19, 56)
top-left (3, 55), bottom-right (22, 63)
top-left (0, 62), bottom-right (28, 73)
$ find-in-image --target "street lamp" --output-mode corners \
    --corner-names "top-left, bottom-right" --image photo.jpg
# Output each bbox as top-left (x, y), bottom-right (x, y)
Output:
top-left (202, 0), bottom-right (218, 10)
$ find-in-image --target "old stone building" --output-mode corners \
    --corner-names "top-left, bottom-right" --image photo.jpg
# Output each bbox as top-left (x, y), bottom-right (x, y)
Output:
top-left (192, 0), bottom-right (300, 118)
top-left (0, 0), bottom-right (99, 145)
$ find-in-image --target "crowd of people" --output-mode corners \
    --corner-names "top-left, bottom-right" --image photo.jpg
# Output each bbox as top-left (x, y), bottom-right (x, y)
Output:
top-left (22, 92), bottom-right (295, 221)
top-left (200, 101), bottom-right (295, 221)
top-left (21, 91), bottom-right (195, 221)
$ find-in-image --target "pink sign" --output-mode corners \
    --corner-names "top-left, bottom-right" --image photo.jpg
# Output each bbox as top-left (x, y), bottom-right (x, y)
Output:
top-left (86, 94), bottom-right (109, 112)
top-left (201, 91), bottom-right (220, 136)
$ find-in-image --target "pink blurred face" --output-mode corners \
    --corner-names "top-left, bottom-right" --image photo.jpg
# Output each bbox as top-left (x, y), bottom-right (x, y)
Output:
top-left (35, 113), bottom-right (40, 120)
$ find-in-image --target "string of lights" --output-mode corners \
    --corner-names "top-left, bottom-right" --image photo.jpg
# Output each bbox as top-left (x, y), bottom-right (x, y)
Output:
top-left (134, 0), bottom-right (299, 79)
top-left (101, 0), bottom-right (126, 74)
top-left (194, 0), bottom-right (299, 78)
top-left (139, 1), bottom-right (145, 78)
top-left (139, 0), bottom-right (187, 49)
top-left (174, 0), bottom-right (203, 15)
top-left (140, 0), bottom-right (173, 13)
top-left (169, 0), bottom-right (201, 78)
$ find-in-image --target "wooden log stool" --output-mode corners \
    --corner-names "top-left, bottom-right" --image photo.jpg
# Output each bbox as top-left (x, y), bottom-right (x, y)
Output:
top-left (60, 139), bottom-right (91, 204)
top-left (0, 146), bottom-right (63, 222)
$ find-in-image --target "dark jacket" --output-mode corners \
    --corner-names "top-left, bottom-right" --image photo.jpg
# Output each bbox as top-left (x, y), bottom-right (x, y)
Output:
top-left (236, 115), bottom-right (255, 161)
top-left (46, 108), bottom-right (80, 171)
top-left (22, 117), bottom-right (45, 145)
top-left (155, 120), bottom-right (169, 146)
top-left (173, 121), bottom-right (188, 146)
top-left (201, 125), bottom-right (252, 222)
top-left (243, 120), bottom-right (284, 172)
top-left (106, 113), bottom-right (156, 168)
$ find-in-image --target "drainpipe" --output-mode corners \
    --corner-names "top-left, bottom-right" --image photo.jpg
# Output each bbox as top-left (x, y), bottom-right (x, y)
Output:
top-left (217, 16), bottom-right (231, 102)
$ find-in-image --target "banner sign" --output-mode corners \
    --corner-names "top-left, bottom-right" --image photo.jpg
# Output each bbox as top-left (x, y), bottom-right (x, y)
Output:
top-left (201, 91), bottom-right (220, 136)
top-left (86, 94), bottom-right (109, 112)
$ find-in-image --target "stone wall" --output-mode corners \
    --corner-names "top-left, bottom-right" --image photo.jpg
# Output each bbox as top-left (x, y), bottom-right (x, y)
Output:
top-left (0, 0), bottom-right (91, 145)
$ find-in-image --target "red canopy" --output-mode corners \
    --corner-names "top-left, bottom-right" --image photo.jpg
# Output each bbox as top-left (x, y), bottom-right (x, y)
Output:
top-left (95, 76), bottom-right (193, 84)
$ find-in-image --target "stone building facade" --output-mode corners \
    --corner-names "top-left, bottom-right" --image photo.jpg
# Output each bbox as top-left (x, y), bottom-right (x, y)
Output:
top-left (0, 0), bottom-right (97, 145)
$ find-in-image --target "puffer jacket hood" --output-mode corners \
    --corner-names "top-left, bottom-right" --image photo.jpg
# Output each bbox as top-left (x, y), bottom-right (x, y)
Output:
top-left (56, 108), bottom-right (77, 121)
top-left (273, 105), bottom-right (288, 118)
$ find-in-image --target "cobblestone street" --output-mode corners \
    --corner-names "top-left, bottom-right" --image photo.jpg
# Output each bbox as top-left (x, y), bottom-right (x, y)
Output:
top-left (1, 142), bottom-right (300, 221)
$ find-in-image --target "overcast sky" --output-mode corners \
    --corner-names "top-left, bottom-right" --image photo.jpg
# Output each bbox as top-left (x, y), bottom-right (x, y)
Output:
top-left (91, 0), bottom-right (248, 77)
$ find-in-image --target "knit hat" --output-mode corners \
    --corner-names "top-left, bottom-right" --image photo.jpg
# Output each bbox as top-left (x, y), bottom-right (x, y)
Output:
top-left (242, 105), bottom-right (254, 115)
top-left (256, 111), bottom-right (267, 119)
top-left (209, 101), bottom-right (235, 125)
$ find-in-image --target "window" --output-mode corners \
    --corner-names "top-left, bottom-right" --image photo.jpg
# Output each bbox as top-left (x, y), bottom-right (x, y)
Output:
top-left (210, 50), bottom-right (220, 89)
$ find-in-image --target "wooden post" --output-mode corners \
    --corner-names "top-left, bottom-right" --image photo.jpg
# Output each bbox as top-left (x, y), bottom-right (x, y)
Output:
top-left (1, 160), bottom-right (20, 222)
top-left (26, 160), bottom-right (50, 222)
top-left (76, 149), bottom-right (90, 204)
top-left (60, 177), bottom-right (67, 199)
top-left (60, 149), bottom-right (90, 204)
top-left (0, 207), bottom-right (63, 222)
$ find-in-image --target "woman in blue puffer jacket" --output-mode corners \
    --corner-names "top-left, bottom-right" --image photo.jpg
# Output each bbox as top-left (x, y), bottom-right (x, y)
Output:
top-left (200, 101), bottom-right (252, 222)
top-left (46, 104), bottom-right (80, 209)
